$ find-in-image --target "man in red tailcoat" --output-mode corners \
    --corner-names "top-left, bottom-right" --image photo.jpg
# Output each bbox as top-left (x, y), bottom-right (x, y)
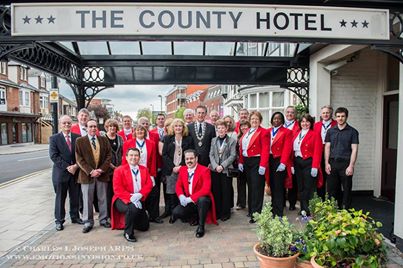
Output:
top-left (169, 149), bottom-right (217, 238)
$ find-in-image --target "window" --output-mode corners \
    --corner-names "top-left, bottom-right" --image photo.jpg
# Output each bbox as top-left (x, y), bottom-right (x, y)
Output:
top-left (40, 76), bottom-right (46, 88)
top-left (19, 91), bottom-right (23, 105)
top-left (0, 87), bottom-right (6, 105)
top-left (272, 92), bottom-right (284, 107)
top-left (40, 95), bottom-right (48, 109)
top-left (249, 94), bottom-right (257, 108)
top-left (1, 123), bottom-right (7, 145)
top-left (0, 61), bottom-right (7, 75)
top-left (259, 92), bottom-right (270, 108)
top-left (25, 92), bottom-right (30, 106)
top-left (19, 90), bottom-right (31, 107)
top-left (20, 67), bottom-right (28, 81)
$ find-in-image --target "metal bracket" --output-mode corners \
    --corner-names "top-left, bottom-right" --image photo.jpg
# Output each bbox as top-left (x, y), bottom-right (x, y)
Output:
top-left (286, 67), bottom-right (309, 109)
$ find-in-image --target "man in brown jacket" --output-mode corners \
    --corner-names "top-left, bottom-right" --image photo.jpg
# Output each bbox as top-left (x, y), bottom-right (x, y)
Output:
top-left (75, 119), bottom-right (112, 233)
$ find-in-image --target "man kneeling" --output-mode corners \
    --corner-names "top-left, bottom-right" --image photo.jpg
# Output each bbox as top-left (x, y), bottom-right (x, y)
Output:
top-left (169, 149), bottom-right (217, 238)
top-left (111, 148), bottom-right (153, 242)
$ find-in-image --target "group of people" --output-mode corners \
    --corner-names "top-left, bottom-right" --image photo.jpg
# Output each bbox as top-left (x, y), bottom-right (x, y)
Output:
top-left (49, 104), bottom-right (359, 241)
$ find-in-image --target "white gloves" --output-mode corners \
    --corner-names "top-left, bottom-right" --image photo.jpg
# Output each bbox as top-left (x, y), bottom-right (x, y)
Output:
top-left (238, 164), bottom-right (244, 172)
top-left (276, 163), bottom-right (286, 172)
top-left (151, 176), bottom-right (156, 187)
top-left (179, 194), bottom-right (192, 207)
top-left (311, 168), bottom-right (318, 177)
top-left (133, 200), bottom-right (142, 209)
top-left (130, 193), bottom-right (143, 203)
top-left (258, 166), bottom-right (266, 175)
top-left (291, 167), bottom-right (295, 175)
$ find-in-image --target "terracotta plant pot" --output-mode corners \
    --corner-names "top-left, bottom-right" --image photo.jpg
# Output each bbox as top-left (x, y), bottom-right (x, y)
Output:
top-left (310, 256), bottom-right (324, 268)
top-left (253, 243), bottom-right (299, 268)
top-left (296, 258), bottom-right (314, 268)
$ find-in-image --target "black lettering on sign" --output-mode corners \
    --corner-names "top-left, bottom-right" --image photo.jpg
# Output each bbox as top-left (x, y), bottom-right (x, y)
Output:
top-left (305, 13), bottom-right (317, 30)
top-left (256, 12), bottom-right (270, 29)
top-left (273, 12), bottom-right (289, 30)
top-left (139, 10), bottom-right (155, 28)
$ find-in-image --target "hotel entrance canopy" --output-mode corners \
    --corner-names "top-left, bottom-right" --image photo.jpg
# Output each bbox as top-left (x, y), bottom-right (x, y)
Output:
top-left (0, 1), bottom-right (402, 108)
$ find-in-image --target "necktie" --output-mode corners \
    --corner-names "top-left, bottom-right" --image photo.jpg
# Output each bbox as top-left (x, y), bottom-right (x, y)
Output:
top-left (91, 136), bottom-right (96, 150)
top-left (188, 172), bottom-right (194, 183)
top-left (198, 123), bottom-right (202, 135)
top-left (65, 135), bottom-right (72, 151)
top-left (159, 129), bottom-right (164, 141)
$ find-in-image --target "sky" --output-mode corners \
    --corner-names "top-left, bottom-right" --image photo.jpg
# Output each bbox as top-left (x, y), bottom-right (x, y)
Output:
top-left (59, 80), bottom-right (173, 119)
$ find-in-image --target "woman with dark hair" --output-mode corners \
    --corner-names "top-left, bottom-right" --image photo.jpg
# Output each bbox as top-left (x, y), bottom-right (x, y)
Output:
top-left (161, 118), bottom-right (194, 217)
top-left (238, 111), bottom-right (269, 223)
top-left (235, 120), bottom-right (251, 210)
top-left (104, 119), bottom-right (124, 219)
top-left (292, 114), bottom-right (323, 215)
top-left (267, 111), bottom-right (293, 217)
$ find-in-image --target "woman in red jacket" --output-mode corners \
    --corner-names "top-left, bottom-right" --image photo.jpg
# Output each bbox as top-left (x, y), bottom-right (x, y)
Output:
top-left (238, 111), bottom-right (269, 223)
top-left (268, 112), bottom-right (293, 217)
top-left (292, 114), bottom-right (323, 215)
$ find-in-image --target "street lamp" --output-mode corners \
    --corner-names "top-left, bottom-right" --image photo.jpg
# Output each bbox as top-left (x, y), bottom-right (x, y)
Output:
top-left (150, 104), bottom-right (154, 124)
top-left (157, 94), bottom-right (163, 112)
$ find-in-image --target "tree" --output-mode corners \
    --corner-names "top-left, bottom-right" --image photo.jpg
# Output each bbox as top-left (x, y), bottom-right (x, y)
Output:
top-left (88, 104), bottom-right (110, 121)
top-left (137, 108), bottom-right (152, 121)
top-left (175, 107), bottom-right (186, 119)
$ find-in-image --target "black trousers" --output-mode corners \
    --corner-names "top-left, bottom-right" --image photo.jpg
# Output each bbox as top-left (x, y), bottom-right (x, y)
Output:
top-left (327, 158), bottom-right (352, 209)
top-left (287, 174), bottom-right (298, 208)
top-left (211, 171), bottom-right (232, 219)
top-left (244, 157), bottom-right (265, 216)
top-left (53, 175), bottom-right (81, 224)
top-left (114, 198), bottom-right (149, 235)
top-left (161, 172), bottom-right (169, 214)
top-left (145, 174), bottom-right (161, 220)
top-left (269, 155), bottom-right (286, 217)
top-left (106, 179), bottom-right (114, 218)
top-left (294, 157), bottom-right (316, 214)
top-left (165, 194), bottom-right (179, 214)
top-left (317, 152), bottom-right (328, 200)
top-left (172, 196), bottom-right (211, 227)
top-left (236, 171), bottom-right (247, 208)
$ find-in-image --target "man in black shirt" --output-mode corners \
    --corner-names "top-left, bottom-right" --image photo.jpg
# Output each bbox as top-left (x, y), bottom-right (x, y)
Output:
top-left (324, 107), bottom-right (359, 209)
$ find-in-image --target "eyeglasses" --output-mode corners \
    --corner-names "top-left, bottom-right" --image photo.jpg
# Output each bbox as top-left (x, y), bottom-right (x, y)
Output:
top-left (61, 122), bottom-right (72, 125)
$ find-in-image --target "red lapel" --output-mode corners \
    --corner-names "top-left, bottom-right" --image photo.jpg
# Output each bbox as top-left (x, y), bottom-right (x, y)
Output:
top-left (248, 127), bottom-right (261, 150)
top-left (272, 126), bottom-right (285, 145)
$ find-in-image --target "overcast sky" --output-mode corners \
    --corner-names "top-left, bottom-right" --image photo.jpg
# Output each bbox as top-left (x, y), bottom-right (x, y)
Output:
top-left (59, 80), bottom-right (173, 119)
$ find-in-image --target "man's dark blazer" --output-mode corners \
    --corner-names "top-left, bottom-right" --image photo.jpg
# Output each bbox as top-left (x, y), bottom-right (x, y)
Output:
top-left (161, 135), bottom-right (194, 176)
top-left (49, 131), bottom-right (80, 183)
top-left (188, 122), bottom-right (216, 166)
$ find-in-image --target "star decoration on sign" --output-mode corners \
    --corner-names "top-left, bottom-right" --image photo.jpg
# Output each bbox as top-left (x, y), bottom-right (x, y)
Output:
top-left (22, 16), bottom-right (31, 24)
top-left (362, 20), bottom-right (369, 28)
top-left (339, 19), bottom-right (347, 27)
top-left (47, 15), bottom-right (56, 24)
top-left (35, 15), bottom-right (43, 24)
top-left (351, 20), bottom-right (358, 28)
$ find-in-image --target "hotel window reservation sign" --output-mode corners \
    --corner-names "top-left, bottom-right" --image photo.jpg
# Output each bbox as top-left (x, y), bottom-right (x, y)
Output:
top-left (11, 3), bottom-right (389, 40)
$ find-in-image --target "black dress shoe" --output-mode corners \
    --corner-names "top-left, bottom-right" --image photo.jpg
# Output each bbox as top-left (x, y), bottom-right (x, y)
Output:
top-left (149, 217), bottom-right (164, 224)
top-left (195, 226), bottom-right (205, 238)
top-left (71, 218), bottom-right (84, 225)
top-left (56, 223), bottom-right (64, 231)
top-left (246, 213), bottom-right (251, 217)
top-left (168, 215), bottom-right (177, 224)
top-left (189, 218), bottom-right (198, 226)
top-left (159, 212), bottom-right (171, 219)
top-left (249, 219), bottom-right (256, 224)
top-left (124, 233), bottom-right (137, 242)
top-left (100, 222), bottom-right (111, 228)
top-left (82, 226), bottom-right (93, 233)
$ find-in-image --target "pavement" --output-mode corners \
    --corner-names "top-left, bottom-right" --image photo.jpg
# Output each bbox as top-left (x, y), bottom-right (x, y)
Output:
top-left (0, 144), bottom-right (402, 267)
top-left (0, 143), bottom-right (49, 155)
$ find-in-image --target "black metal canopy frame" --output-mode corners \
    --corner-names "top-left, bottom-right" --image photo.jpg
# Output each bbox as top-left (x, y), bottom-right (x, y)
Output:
top-left (0, 2), bottom-right (402, 110)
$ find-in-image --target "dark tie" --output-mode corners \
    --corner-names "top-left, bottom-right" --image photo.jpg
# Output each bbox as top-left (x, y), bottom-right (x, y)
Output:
top-left (188, 172), bottom-right (194, 183)
top-left (65, 135), bottom-right (72, 151)
top-left (198, 123), bottom-right (202, 135)
top-left (91, 136), bottom-right (96, 150)
top-left (159, 129), bottom-right (164, 141)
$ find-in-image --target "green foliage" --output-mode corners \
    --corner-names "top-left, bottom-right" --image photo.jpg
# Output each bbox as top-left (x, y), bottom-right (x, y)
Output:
top-left (302, 200), bottom-right (386, 267)
top-left (295, 103), bottom-right (309, 121)
top-left (253, 202), bottom-right (298, 257)
top-left (308, 193), bottom-right (338, 221)
top-left (175, 107), bottom-right (186, 119)
top-left (136, 108), bottom-right (152, 121)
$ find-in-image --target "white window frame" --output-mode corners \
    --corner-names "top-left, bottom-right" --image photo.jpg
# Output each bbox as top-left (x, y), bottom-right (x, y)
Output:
top-left (19, 89), bottom-right (31, 107)
top-left (0, 87), bottom-right (6, 106)
top-left (0, 61), bottom-right (7, 75)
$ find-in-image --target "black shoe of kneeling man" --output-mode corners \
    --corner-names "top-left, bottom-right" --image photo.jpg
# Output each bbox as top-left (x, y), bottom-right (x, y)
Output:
top-left (124, 233), bottom-right (137, 242)
top-left (55, 223), bottom-right (64, 231)
top-left (195, 226), bottom-right (205, 238)
top-left (159, 212), bottom-right (171, 219)
top-left (82, 225), bottom-right (93, 233)
top-left (149, 217), bottom-right (164, 224)
top-left (169, 215), bottom-right (177, 224)
top-left (249, 218), bottom-right (256, 224)
top-left (71, 218), bottom-right (84, 225)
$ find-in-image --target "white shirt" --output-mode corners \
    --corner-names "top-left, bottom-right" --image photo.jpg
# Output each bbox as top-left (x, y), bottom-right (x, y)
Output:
top-left (321, 120), bottom-right (332, 144)
top-left (80, 124), bottom-right (87, 136)
top-left (187, 165), bottom-right (197, 195)
top-left (130, 164), bottom-right (142, 192)
top-left (87, 134), bottom-right (97, 143)
top-left (124, 128), bottom-right (132, 136)
top-left (136, 139), bottom-right (147, 167)
top-left (284, 120), bottom-right (295, 130)
top-left (294, 129), bottom-right (308, 157)
top-left (242, 128), bottom-right (256, 157)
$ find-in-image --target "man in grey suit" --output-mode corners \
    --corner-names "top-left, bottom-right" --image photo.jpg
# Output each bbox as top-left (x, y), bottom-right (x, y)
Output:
top-left (49, 115), bottom-right (83, 231)
top-left (188, 105), bottom-right (216, 166)
top-left (75, 119), bottom-right (112, 233)
top-left (209, 119), bottom-right (237, 221)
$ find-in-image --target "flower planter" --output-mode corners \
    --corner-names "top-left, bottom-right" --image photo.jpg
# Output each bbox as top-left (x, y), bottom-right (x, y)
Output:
top-left (253, 243), bottom-right (299, 268)
top-left (310, 256), bottom-right (323, 268)
top-left (296, 258), bottom-right (314, 268)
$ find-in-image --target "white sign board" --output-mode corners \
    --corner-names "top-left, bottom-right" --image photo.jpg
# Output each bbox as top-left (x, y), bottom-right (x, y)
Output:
top-left (49, 90), bottom-right (58, 103)
top-left (11, 3), bottom-right (389, 40)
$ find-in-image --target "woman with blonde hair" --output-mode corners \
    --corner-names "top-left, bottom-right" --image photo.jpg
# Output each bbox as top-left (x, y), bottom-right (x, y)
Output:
top-left (161, 118), bottom-right (194, 217)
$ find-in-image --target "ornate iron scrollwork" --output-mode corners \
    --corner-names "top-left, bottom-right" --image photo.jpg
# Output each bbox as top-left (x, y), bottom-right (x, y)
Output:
top-left (68, 82), bottom-right (110, 109)
top-left (287, 67), bottom-right (309, 109)
top-left (0, 6), bottom-right (10, 36)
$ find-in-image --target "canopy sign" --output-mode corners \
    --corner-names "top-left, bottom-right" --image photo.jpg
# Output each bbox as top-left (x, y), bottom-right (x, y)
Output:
top-left (11, 3), bottom-right (389, 40)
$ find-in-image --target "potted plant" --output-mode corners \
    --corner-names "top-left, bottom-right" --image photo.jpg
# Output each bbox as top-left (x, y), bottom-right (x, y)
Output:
top-left (306, 205), bottom-right (386, 267)
top-left (253, 202), bottom-right (300, 268)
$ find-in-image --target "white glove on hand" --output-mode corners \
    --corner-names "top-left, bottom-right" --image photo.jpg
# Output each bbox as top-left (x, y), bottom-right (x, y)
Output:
top-left (276, 163), bottom-right (286, 172)
top-left (258, 166), bottom-right (266, 175)
top-left (291, 167), bottom-right (295, 175)
top-left (151, 176), bottom-right (156, 187)
top-left (130, 193), bottom-right (143, 203)
top-left (238, 164), bottom-right (244, 172)
top-left (311, 168), bottom-right (318, 177)
top-left (133, 200), bottom-right (142, 209)
top-left (185, 197), bottom-right (193, 205)
top-left (179, 194), bottom-right (187, 207)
